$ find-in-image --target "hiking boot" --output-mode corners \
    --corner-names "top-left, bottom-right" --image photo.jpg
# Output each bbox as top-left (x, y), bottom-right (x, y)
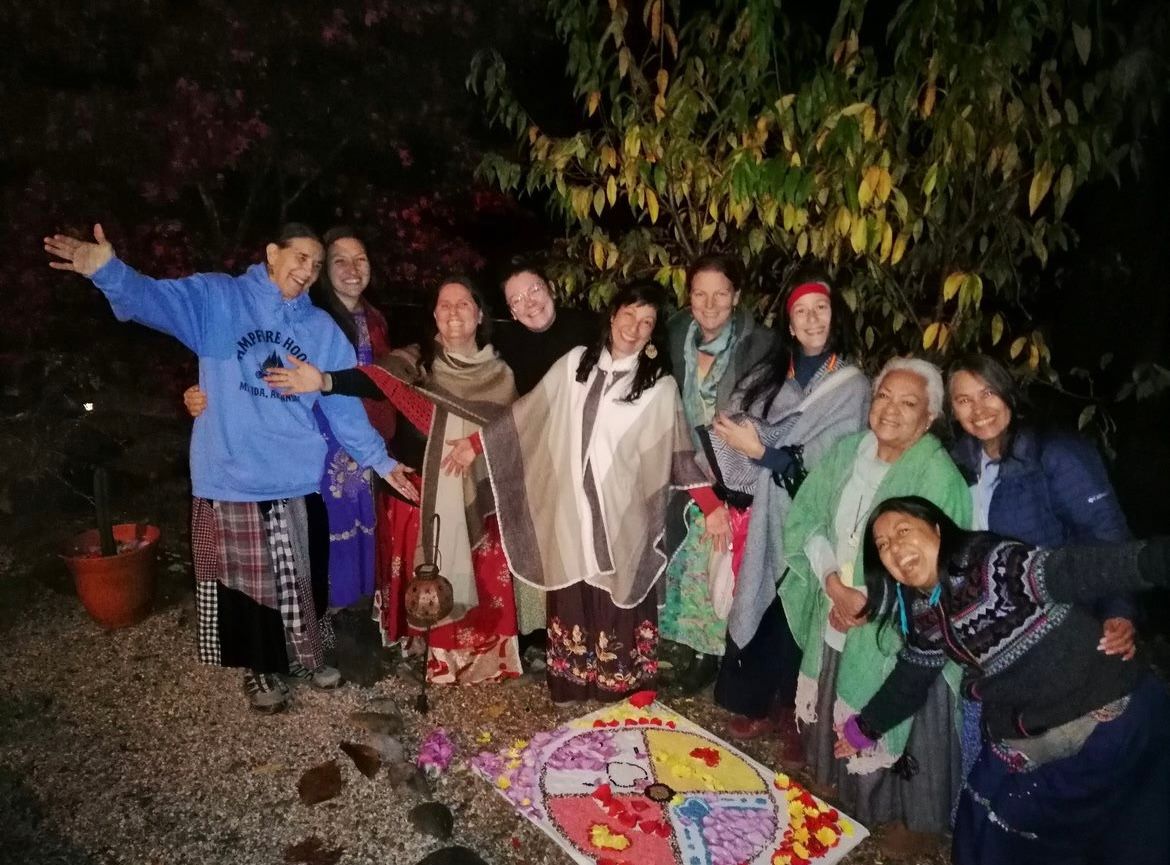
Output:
top-left (876, 821), bottom-right (944, 860)
top-left (285, 662), bottom-right (343, 690)
top-left (243, 671), bottom-right (290, 714)
top-left (726, 714), bottom-right (777, 741)
top-left (773, 707), bottom-right (807, 770)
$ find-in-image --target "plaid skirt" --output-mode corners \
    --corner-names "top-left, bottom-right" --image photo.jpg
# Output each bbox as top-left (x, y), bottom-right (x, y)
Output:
top-left (192, 493), bottom-right (329, 673)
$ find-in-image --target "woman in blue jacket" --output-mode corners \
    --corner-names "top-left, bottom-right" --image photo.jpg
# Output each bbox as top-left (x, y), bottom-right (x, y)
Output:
top-left (947, 354), bottom-right (1136, 773)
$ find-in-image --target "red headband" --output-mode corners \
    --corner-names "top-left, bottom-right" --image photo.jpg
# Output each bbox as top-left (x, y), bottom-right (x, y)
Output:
top-left (786, 281), bottom-right (831, 315)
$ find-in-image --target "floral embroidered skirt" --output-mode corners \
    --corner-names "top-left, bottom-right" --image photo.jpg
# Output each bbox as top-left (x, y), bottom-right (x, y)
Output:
top-left (373, 495), bottom-right (521, 685)
top-left (545, 580), bottom-right (659, 702)
top-left (953, 675), bottom-right (1170, 865)
top-left (316, 407), bottom-right (377, 609)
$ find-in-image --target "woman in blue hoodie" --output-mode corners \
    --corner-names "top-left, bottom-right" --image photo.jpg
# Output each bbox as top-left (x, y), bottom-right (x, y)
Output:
top-left (45, 223), bottom-right (415, 713)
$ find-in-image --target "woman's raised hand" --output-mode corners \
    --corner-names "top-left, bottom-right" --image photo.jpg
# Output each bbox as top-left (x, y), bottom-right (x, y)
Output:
top-left (183, 385), bottom-right (208, 418)
top-left (264, 356), bottom-right (326, 394)
top-left (711, 412), bottom-right (765, 459)
top-left (44, 224), bottom-right (115, 277)
top-left (441, 437), bottom-right (478, 476)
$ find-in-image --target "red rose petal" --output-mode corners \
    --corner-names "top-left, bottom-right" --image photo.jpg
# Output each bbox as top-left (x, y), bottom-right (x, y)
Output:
top-left (628, 690), bottom-right (656, 708)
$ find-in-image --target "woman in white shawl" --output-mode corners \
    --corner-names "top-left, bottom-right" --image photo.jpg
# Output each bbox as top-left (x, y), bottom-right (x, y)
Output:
top-left (446, 281), bottom-right (730, 704)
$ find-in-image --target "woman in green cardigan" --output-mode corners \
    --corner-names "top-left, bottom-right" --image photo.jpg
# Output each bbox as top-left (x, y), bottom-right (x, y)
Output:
top-left (781, 356), bottom-right (972, 856)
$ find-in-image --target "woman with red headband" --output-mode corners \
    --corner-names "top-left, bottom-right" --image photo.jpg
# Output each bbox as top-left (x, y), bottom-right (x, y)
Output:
top-left (705, 271), bottom-right (869, 769)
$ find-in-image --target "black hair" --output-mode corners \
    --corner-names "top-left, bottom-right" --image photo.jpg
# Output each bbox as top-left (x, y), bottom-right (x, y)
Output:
top-left (686, 253), bottom-right (744, 295)
top-left (309, 226), bottom-right (369, 348)
top-left (946, 353), bottom-right (1029, 475)
top-left (419, 275), bottom-right (493, 372)
top-left (274, 222), bottom-right (321, 246)
top-left (859, 496), bottom-right (968, 635)
top-left (737, 266), bottom-right (857, 414)
top-left (501, 258), bottom-right (551, 292)
top-left (575, 280), bottom-right (670, 403)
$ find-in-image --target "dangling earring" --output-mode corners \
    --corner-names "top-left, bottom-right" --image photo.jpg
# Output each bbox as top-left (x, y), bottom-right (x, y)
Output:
top-left (643, 343), bottom-right (658, 359)
top-left (895, 584), bottom-right (910, 635)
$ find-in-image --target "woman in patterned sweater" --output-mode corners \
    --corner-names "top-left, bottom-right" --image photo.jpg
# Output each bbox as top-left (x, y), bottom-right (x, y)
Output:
top-left (836, 494), bottom-right (1170, 865)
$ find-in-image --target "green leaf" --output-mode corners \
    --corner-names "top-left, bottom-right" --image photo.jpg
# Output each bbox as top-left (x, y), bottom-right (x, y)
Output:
top-left (1072, 23), bottom-right (1092, 65)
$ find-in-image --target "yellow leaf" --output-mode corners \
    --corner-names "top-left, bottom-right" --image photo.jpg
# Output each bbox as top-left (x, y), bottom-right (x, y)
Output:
top-left (664, 23), bottom-right (678, 58)
top-left (649, 0), bottom-right (663, 43)
top-left (586, 91), bottom-right (601, 117)
top-left (938, 323), bottom-right (951, 349)
top-left (1028, 343), bottom-right (1040, 370)
top-left (606, 175), bottom-right (617, 206)
top-left (797, 231), bottom-right (809, 257)
top-left (923, 322), bottom-right (940, 349)
top-left (654, 92), bottom-right (667, 121)
top-left (606, 244), bottom-right (619, 269)
top-left (849, 216), bottom-right (867, 254)
top-left (1010, 336), bottom-right (1027, 359)
top-left (708, 198), bottom-right (720, 221)
top-left (789, 151), bottom-right (802, 168)
top-left (923, 163), bottom-right (939, 197)
top-left (593, 187), bottom-right (605, 216)
top-left (879, 223), bottom-right (893, 262)
top-left (783, 203), bottom-right (796, 231)
top-left (876, 168), bottom-right (892, 203)
top-left (699, 222), bottom-right (716, 242)
top-left (601, 145), bottom-right (617, 170)
top-left (862, 106), bottom-right (876, 141)
top-left (991, 313), bottom-right (1004, 345)
top-left (921, 82), bottom-right (937, 118)
top-left (618, 46), bottom-right (631, 79)
top-left (646, 188), bottom-right (659, 223)
top-left (858, 175), bottom-right (874, 209)
top-left (891, 232), bottom-right (907, 264)
top-left (1029, 162), bottom-right (1055, 215)
top-left (841, 102), bottom-right (869, 117)
top-left (656, 69), bottom-right (669, 94)
top-left (943, 272), bottom-right (965, 302)
top-left (836, 207), bottom-right (852, 237)
top-left (527, 125), bottom-right (539, 145)
top-left (592, 240), bottom-right (606, 269)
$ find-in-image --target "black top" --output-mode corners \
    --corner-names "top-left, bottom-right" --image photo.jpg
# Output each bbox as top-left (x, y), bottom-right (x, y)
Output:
top-left (492, 307), bottom-right (599, 395)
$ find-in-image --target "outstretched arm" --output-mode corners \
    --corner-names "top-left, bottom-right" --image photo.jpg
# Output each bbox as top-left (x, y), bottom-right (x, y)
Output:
top-left (44, 223), bottom-right (115, 277)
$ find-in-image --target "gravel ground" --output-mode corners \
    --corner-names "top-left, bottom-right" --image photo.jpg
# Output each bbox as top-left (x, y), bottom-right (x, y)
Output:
top-left (0, 545), bottom-right (943, 865)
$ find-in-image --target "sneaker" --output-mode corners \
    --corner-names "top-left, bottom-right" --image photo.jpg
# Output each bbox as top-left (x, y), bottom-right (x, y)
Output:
top-left (243, 671), bottom-right (290, 714)
top-left (285, 662), bottom-right (343, 690)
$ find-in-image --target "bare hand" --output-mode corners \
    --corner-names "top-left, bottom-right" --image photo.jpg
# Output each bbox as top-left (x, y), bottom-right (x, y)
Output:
top-left (711, 412), bottom-right (765, 459)
top-left (1099, 617), bottom-right (1136, 661)
top-left (441, 437), bottom-right (477, 476)
top-left (382, 464), bottom-right (420, 503)
top-left (183, 385), bottom-right (207, 419)
top-left (263, 356), bottom-right (326, 394)
top-left (44, 224), bottom-right (115, 277)
top-left (826, 574), bottom-right (867, 631)
top-left (702, 504), bottom-right (731, 551)
top-left (833, 723), bottom-right (861, 759)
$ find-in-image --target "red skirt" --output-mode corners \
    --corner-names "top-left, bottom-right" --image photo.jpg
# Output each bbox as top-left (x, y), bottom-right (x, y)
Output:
top-left (374, 495), bottom-right (520, 684)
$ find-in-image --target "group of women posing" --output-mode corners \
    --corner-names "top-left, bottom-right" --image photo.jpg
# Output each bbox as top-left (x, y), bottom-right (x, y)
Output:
top-left (191, 233), bottom-right (1168, 865)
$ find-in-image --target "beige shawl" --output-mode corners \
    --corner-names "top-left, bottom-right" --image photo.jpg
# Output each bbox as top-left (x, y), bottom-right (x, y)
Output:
top-left (482, 346), bottom-right (710, 608)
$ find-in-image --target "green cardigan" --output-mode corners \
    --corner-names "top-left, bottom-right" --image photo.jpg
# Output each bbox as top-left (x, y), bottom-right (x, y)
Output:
top-left (781, 431), bottom-right (972, 762)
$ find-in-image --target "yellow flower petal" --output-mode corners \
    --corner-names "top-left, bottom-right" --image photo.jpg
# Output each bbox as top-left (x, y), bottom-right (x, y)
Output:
top-left (496, 776), bottom-right (511, 789)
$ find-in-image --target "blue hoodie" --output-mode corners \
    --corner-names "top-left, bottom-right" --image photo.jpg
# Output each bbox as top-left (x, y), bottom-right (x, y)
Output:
top-left (91, 257), bottom-right (397, 502)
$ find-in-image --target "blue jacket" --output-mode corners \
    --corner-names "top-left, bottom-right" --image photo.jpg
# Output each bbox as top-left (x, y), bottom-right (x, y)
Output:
top-left (92, 257), bottom-right (396, 501)
top-left (951, 426), bottom-right (1134, 619)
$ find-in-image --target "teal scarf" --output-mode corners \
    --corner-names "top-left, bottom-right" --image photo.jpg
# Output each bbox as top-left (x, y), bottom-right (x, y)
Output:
top-left (682, 318), bottom-right (737, 446)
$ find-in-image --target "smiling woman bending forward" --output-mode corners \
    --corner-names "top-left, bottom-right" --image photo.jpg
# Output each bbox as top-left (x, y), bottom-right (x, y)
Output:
top-left (837, 496), bottom-right (1170, 865)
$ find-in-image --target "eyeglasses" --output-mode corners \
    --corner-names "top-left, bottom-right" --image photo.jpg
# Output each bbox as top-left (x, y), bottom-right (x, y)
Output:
top-left (507, 281), bottom-right (549, 311)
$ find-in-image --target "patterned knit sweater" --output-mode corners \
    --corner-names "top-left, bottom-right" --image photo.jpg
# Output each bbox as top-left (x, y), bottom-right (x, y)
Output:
top-left (859, 533), bottom-right (1153, 742)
